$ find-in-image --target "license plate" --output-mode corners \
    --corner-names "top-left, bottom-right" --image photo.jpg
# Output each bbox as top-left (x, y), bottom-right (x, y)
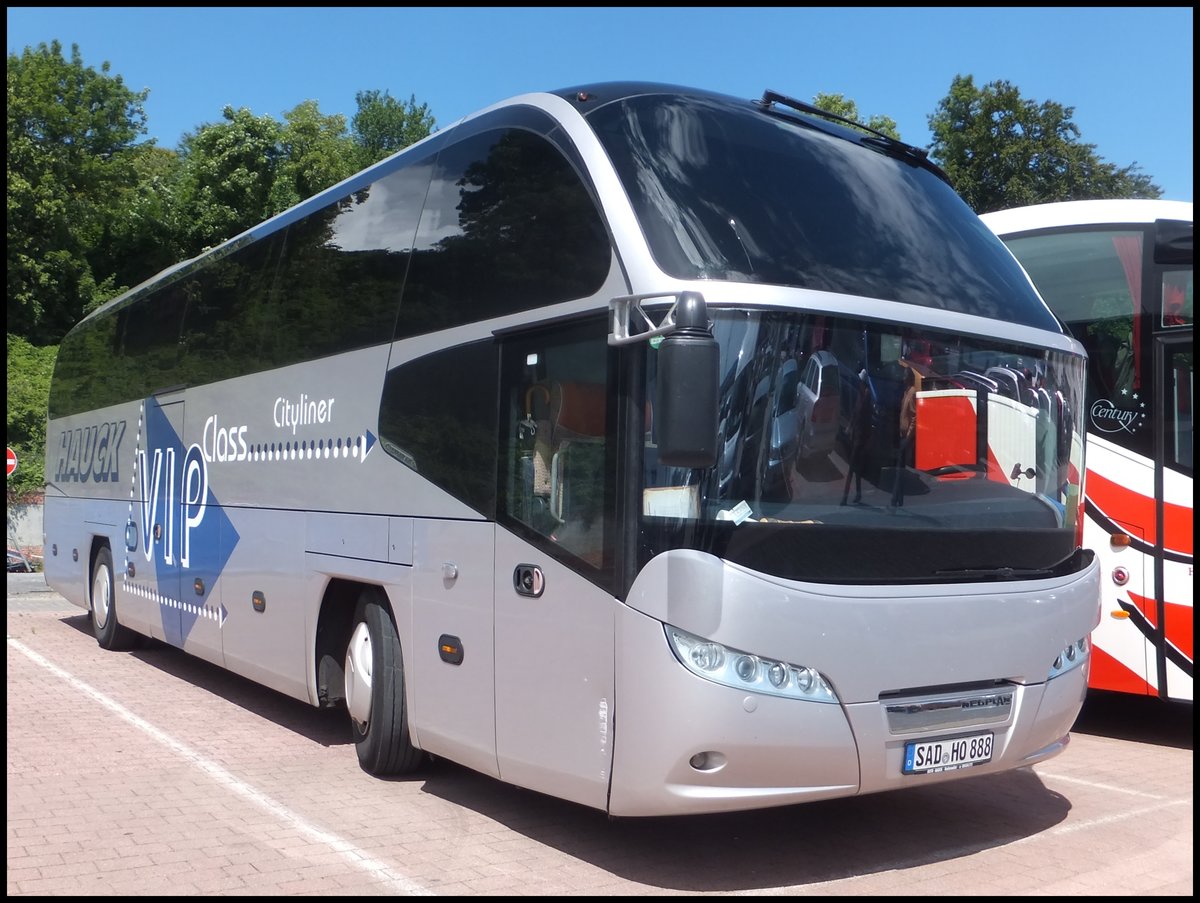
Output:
top-left (903, 731), bottom-right (994, 775)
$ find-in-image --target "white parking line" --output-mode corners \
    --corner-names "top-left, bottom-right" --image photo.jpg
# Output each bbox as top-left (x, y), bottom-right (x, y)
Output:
top-left (1035, 770), bottom-right (1169, 798)
top-left (8, 637), bottom-right (435, 896)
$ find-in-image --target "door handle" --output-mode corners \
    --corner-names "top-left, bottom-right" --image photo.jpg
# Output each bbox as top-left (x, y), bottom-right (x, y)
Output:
top-left (513, 564), bottom-right (544, 598)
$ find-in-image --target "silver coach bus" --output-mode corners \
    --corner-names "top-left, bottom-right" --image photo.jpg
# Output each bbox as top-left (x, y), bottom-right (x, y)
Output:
top-left (43, 83), bottom-right (1100, 816)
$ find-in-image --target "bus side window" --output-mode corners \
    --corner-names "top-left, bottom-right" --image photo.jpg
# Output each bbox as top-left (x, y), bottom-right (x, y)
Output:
top-left (1161, 270), bottom-right (1193, 328)
top-left (546, 381), bottom-right (608, 565)
top-left (500, 321), bottom-right (615, 578)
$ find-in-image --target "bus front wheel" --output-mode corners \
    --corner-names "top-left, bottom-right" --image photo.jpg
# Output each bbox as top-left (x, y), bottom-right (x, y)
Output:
top-left (90, 546), bottom-right (140, 651)
top-left (344, 587), bottom-right (422, 775)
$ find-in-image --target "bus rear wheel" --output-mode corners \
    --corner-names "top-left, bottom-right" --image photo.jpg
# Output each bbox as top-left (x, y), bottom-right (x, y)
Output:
top-left (344, 587), bottom-right (422, 775)
top-left (90, 546), bottom-right (141, 651)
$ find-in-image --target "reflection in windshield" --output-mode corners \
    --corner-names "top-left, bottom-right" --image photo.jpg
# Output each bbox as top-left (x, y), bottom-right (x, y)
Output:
top-left (588, 94), bottom-right (1059, 330)
top-left (641, 310), bottom-right (1087, 584)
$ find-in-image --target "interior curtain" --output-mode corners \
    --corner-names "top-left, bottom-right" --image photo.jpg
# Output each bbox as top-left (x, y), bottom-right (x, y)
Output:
top-left (1112, 235), bottom-right (1143, 390)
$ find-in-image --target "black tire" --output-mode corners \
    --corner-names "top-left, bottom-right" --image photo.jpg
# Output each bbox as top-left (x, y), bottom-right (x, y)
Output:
top-left (90, 546), bottom-right (141, 651)
top-left (343, 587), bottom-right (422, 775)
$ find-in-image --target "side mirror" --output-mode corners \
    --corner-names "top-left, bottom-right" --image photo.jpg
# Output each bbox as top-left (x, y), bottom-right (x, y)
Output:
top-left (655, 293), bottom-right (719, 468)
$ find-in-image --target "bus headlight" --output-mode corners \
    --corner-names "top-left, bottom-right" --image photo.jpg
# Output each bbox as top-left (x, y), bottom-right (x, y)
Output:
top-left (1048, 636), bottom-right (1090, 679)
top-left (666, 627), bottom-right (839, 703)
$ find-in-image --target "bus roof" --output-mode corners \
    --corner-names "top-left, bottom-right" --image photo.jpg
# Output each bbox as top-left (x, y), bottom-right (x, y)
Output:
top-left (981, 198), bottom-right (1193, 236)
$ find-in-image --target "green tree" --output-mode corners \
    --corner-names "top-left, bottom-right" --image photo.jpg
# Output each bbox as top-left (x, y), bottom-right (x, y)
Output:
top-left (173, 105), bottom-right (283, 254)
top-left (267, 100), bottom-right (358, 214)
top-left (6, 335), bottom-right (57, 501)
top-left (7, 40), bottom-right (150, 343)
top-left (812, 92), bottom-right (901, 140)
top-left (351, 90), bottom-right (436, 167)
top-left (928, 74), bottom-right (1161, 213)
top-left (105, 143), bottom-right (185, 292)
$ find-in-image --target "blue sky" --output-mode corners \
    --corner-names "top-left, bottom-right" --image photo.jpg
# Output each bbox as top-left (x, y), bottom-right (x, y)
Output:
top-left (7, 7), bottom-right (1194, 202)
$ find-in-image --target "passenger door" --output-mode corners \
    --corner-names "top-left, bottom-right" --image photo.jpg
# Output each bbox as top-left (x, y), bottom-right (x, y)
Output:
top-left (493, 318), bottom-right (617, 811)
top-left (129, 395), bottom-right (185, 647)
top-left (1156, 333), bottom-right (1193, 701)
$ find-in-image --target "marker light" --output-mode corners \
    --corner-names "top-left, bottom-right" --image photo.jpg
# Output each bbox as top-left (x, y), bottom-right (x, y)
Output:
top-left (1048, 636), bottom-right (1090, 679)
top-left (667, 626), bottom-right (839, 703)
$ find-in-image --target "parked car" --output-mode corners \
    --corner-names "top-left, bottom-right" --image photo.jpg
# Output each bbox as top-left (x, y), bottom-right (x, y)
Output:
top-left (794, 350), bottom-right (841, 459)
top-left (8, 549), bottom-right (33, 573)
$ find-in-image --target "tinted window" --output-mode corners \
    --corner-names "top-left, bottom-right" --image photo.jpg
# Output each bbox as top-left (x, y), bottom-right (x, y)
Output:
top-left (378, 340), bottom-right (499, 516)
top-left (640, 309), bottom-right (1087, 583)
top-left (497, 316), bottom-right (615, 587)
top-left (115, 279), bottom-right (188, 394)
top-left (396, 128), bottom-right (611, 339)
top-left (1002, 227), bottom-right (1156, 460)
top-left (269, 159), bottom-right (433, 363)
top-left (48, 315), bottom-right (122, 418)
top-left (49, 159), bottom-right (434, 418)
top-left (586, 94), bottom-right (1059, 330)
top-left (177, 232), bottom-right (284, 386)
top-left (1166, 343), bottom-right (1193, 475)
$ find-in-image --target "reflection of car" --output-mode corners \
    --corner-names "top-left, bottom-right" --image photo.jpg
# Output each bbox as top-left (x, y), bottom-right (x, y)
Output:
top-left (794, 350), bottom-right (840, 459)
top-left (717, 358), bottom-right (802, 501)
top-left (7, 549), bottom-right (33, 573)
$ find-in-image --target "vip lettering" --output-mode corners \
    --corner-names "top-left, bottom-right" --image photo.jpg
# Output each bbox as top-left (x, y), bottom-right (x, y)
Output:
top-left (55, 421), bottom-right (126, 483)
top-left (138, 443), bottom-right (208, 569)
top-left (274, 394), bottom-right (335, 436)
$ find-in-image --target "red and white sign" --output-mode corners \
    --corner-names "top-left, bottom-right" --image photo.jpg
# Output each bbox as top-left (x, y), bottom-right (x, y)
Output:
top-left (6, 447), bottom-right (16, 476)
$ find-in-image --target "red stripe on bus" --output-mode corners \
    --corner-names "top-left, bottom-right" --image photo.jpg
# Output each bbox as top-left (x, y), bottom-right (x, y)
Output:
top-left (1088, 643), bottom-right (1155, 696)
top-left (1086, 470), bottom-right (1194, 556)
top-left (1128, 590), bottom-right (1195, 661)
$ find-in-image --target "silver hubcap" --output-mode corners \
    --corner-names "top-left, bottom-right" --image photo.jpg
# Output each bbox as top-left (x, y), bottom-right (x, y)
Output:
top-left (92, 564), bottom-right (112, 629)
top-left (344, 621), bottom-right (374, 731)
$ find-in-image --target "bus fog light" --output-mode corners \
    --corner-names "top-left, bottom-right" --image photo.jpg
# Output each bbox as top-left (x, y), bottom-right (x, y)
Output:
top-left (690, 642), bottom-right (725, 671)
top-left (766, 660), bottom-right (788, 688)
top-left (734, 655), bottom-right (759, 683)
top-left (688, 750), bottom-right (727, 772)
top-left (795, 667), bottom-right (815, 692)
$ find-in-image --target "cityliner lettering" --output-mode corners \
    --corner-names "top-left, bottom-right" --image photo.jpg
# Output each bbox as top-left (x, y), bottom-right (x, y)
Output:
top-left (54, 420), bottom-right (126, 483)
top-left (273, 394), bottom-right (335, 435)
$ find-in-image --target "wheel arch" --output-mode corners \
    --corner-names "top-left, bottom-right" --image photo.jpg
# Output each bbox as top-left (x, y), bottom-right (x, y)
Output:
top-left (88, 535), bottom-right (112, 612)
top-left (314, 577), bottom-right (402, 709)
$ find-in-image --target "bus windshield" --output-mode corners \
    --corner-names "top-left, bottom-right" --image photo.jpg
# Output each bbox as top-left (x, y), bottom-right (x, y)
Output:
top-left (586, 92), bottom-right (1060, 331)
top-left (641, 309), bottom-right (1087, 584)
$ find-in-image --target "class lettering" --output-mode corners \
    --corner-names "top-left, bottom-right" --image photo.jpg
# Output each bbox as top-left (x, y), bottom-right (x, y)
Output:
top-left (202, 414), bottom-right (249, 463)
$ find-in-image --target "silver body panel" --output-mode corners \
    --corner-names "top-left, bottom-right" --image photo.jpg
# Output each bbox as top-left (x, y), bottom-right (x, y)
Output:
top-left (43, 87), bottom-right (1100, 816)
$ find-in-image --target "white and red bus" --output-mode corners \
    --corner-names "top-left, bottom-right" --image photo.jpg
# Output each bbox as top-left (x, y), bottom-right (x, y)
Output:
top-left (983, 200), bottom-right (1193, 703)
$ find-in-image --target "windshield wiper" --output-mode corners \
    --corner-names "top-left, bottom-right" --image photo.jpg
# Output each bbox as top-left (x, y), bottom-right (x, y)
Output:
top-left (935, 566), bottom-right (1055, 580)
top-left (757, 89), bottom-right (950, 182)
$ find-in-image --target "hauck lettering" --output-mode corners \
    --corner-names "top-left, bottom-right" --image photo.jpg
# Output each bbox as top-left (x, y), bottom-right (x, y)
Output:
top-left (54, 420), bottom-right (126, 483)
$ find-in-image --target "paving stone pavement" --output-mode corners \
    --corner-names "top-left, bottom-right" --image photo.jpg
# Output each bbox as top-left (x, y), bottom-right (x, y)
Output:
top-left (7, 574), bottom-right (1193, 896)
